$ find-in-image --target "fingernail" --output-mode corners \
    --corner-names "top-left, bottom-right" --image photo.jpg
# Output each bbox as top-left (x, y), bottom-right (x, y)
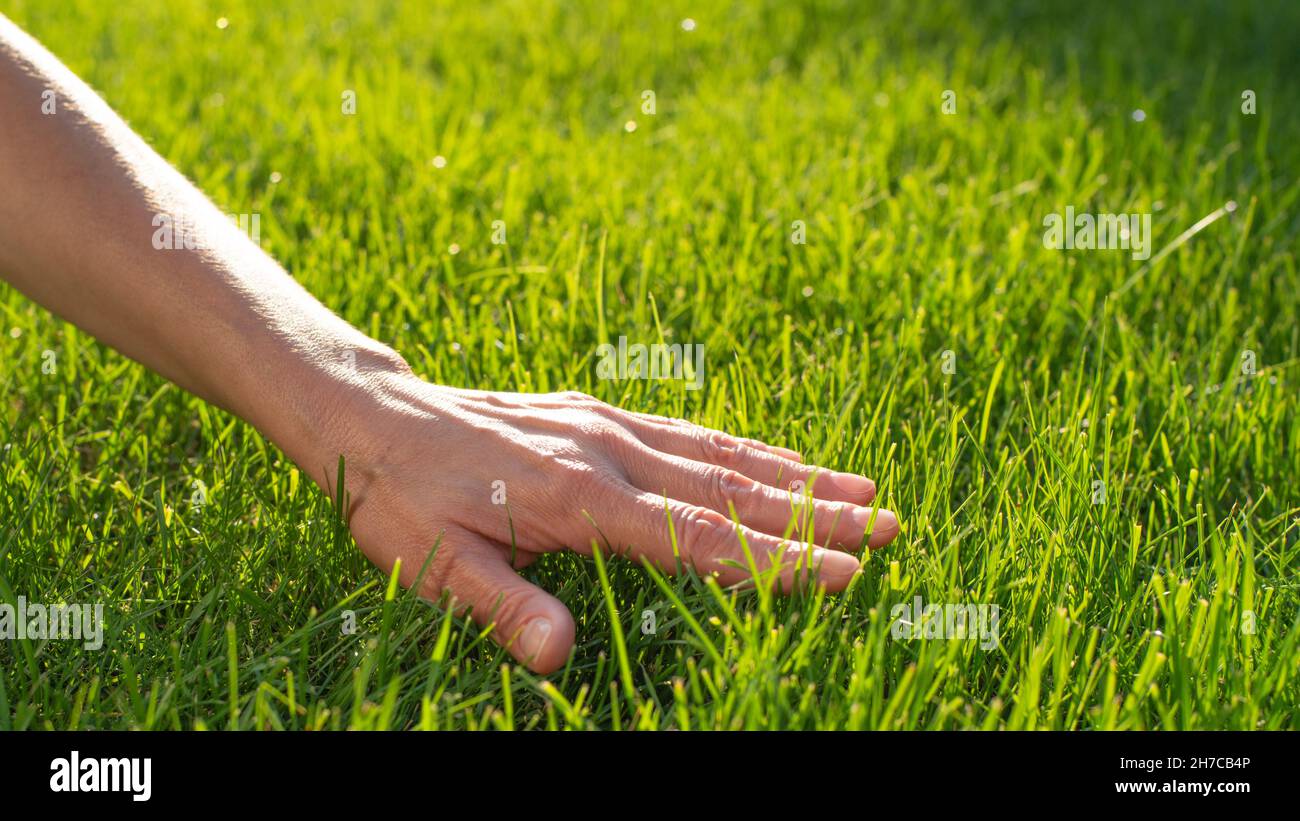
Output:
top-left (517, 618), bottom-right (553, 661)
top-left (830, 472), bottom-right (876, 497)
top-left (809, 547), bottom-right (861, 581)
top-left (866, 509), bottom-right (900, 547)
top-left (850, 506), bottom-right (897, 533)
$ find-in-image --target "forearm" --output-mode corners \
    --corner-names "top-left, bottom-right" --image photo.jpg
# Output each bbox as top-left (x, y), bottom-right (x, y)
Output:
top-left (0, 15), bottom-right (402, 480)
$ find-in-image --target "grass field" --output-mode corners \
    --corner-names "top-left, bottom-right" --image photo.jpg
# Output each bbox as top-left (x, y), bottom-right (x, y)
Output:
top-left (1, 0), bottom-right (1298, 730)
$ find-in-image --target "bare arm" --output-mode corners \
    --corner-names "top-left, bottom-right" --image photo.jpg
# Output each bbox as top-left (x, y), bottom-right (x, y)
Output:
top-left (0, 15), bottom-right (898, 673)
top-left (0, 15), bottom-right (397, 471)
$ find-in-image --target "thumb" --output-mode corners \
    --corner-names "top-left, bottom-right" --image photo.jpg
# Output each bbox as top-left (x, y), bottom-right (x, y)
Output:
top-left (438, 529), bottom-right (575, 674)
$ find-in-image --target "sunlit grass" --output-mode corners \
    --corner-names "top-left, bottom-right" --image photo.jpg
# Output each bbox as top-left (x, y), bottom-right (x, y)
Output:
top-left (1, 0), bottom-right (1297, 729)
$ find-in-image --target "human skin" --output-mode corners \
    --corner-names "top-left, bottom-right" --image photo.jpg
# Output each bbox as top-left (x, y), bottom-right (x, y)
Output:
top-left (0, 16), bottom-right (899, 674)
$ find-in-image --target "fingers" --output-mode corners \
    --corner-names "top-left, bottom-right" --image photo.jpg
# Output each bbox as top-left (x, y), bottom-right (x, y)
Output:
top-left (589, 485), bottom-right (863, 592)
top-left (622, 447), bottom-right (895, 549)
top-left (431, 529), bottom-right (575, 674)
top-left (624, 419), bottom-right (878, 505)
top-left (625, 410), bottom-right (804, 462)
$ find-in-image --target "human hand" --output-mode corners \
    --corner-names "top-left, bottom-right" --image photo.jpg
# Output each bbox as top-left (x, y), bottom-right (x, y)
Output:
top-left (307, 370), bottom-right (900, 674)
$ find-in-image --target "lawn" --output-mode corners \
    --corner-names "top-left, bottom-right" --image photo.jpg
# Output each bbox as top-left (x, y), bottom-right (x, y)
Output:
top-left (1, 0), bottom-right (1297, 730)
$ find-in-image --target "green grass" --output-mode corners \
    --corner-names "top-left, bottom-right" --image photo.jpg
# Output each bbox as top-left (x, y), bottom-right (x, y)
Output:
top-left (2, 0), bottom-right (1298, 730)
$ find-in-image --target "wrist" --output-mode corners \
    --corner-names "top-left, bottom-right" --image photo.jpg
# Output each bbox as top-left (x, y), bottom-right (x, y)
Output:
top-left (253, 336), bottom-right (416, 490)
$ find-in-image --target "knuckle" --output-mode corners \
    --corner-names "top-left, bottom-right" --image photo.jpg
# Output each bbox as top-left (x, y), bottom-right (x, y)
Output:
top-left (698, 430), bottom-right (741, 467)
top-left (818, 500), bottom-right (850, 522)
top-left (782, 465), bottom-right (813, 492)
top-left (813, 502), bottom-right (855, 540)
top-left (704, 466), bottom-right (750, 512)
top-left (486, 585), bottom-right (533, 634)
top-left (676, 504), bottom-right (734, 568)
top-left (435, 553), bottom-right (529, 628)
top-left (582, 414), bottom-right (636, 451)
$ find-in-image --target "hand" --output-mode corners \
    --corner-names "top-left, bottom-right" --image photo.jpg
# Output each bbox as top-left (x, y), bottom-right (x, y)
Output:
top-left (316, 368), bottom-right (900, 674)
top-left (0, 16), bottom-right (903, 677)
